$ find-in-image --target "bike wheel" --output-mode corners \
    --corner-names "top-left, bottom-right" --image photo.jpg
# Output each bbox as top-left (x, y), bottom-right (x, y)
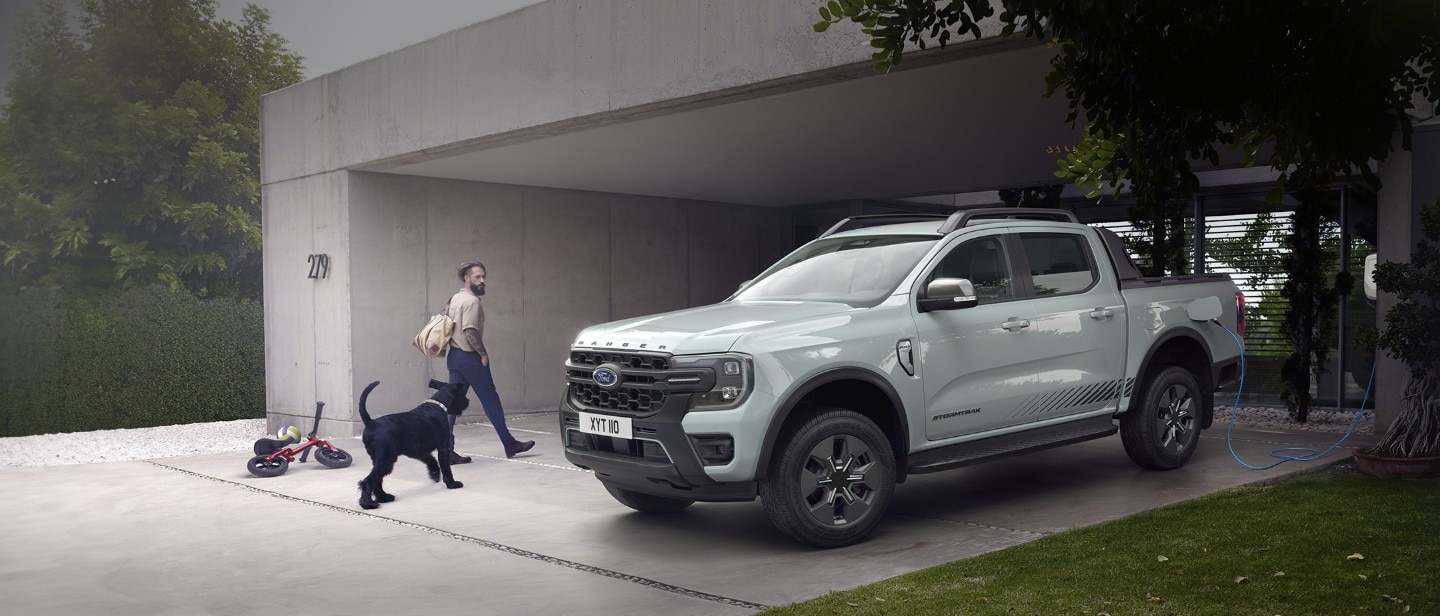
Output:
top-left (247, 454), bottom-right (289, 477)
top-left (314, 446), bottom-right (353, 469)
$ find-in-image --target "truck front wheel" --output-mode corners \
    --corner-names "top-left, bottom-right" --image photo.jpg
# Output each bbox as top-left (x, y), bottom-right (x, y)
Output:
top-left (760, 408), bottom-right (895, 548)
top-left (1121, 365), bottom-right (1202, 470)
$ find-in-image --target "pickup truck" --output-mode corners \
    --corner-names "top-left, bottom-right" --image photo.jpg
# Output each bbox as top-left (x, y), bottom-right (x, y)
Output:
top-left (560, 208), bottom-right (1243, 547)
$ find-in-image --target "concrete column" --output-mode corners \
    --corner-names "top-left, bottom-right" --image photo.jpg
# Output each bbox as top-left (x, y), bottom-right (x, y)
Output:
top-left (261, 170), bottom-right (354, 436)
top-left (1373, 125), bottom-right (1440, 432)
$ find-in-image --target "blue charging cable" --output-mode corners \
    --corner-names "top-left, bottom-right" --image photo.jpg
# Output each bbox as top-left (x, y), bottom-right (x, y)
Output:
top-left (1213, 321), bottom-right (1375, 470)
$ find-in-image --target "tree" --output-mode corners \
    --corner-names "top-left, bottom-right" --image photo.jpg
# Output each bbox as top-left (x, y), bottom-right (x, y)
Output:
top-left (0, 0), bottom-right (303, 299)
top-left (1366, 199), bottom-right (1440, 458)
top-left (817, 0), bottom-right (1439, 420)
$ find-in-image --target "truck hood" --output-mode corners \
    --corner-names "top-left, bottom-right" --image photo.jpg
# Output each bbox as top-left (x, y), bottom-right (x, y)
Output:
top-left (572, 301), bottom-right (855, 355)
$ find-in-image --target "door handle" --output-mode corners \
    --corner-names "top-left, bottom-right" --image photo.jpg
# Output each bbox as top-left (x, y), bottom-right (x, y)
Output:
top-left (1001, 318), bottom-right (1031, 331)
top-left (1089, 307), bottom-right (1115, 319)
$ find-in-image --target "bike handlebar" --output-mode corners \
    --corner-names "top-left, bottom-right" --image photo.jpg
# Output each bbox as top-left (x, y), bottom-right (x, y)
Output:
top-left (309, 401), bottom-right (325, 439)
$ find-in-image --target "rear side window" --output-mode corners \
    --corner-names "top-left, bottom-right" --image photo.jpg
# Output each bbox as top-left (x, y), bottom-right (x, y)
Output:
top-left (1020, 234), bottom-right (1096, 296)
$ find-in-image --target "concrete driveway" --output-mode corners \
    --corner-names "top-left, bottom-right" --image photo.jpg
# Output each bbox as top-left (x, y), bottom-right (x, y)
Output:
top-left (0, 412), bottom-right (1374, 615)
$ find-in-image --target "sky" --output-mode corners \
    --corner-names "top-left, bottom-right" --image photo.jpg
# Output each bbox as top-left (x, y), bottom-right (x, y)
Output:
top-left (0, 0), bottom-right (545, 95)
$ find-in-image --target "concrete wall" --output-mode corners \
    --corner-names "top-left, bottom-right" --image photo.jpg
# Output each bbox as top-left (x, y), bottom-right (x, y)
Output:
top-left (267, 172), bottom-right (791, 436)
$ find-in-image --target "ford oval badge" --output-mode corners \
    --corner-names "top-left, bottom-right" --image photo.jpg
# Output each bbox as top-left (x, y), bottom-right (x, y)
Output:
top-left (592, 365), bottom-right (621, 389)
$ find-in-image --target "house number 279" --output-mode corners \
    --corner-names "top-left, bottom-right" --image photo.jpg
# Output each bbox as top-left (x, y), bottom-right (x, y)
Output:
top-left (307, 254), bottom-right (330, 279)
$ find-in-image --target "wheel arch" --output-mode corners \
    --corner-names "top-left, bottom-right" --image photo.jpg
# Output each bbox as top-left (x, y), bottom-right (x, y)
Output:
top-left (756, 368), bottom-right (910, 482)
top-left (1130, 329), bottom-right (1217, 428)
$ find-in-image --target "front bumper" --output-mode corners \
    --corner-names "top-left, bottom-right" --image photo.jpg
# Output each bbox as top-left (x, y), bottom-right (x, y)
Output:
top-left (560, 395), bottom-right (757, 503)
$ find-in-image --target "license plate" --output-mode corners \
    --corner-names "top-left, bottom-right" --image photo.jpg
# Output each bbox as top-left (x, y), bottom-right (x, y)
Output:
top-left (577, 412), bottom-right (632, 439)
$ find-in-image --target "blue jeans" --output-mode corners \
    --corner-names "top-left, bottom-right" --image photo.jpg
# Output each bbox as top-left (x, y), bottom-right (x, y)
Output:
top-left (446, 348), bottom-right (518, 448)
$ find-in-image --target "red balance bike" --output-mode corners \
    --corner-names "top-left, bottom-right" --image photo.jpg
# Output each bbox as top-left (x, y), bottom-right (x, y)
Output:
top-left (246, 401), bottom-right (353, 477)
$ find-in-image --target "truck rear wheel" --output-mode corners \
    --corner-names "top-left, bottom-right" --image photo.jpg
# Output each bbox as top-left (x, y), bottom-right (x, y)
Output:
top-left (760, 408), bottom-right (895, 548)
top-left (1121, 365), bottom-right (1202, 470)
top-left (602, 483), bottom-right (694, 514)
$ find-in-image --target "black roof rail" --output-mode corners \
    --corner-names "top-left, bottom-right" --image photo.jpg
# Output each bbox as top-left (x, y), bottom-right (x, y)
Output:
top-left (818, 213), bottom-right (951, 238)
top-left (936, 207), bottom-right (1079, 234)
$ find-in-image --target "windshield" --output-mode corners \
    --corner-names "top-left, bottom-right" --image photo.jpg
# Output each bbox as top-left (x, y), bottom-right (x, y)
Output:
top-left (733, 235), bottom-right (937, 307)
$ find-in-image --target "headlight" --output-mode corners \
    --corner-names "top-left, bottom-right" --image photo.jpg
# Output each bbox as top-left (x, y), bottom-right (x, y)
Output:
top-left (671, 353), bottom-right (753, 411)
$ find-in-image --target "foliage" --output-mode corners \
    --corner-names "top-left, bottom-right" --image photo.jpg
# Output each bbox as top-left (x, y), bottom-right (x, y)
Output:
top-left (0, 286), bottom-right (265, 437)
top-left (1278, 194), bottom-right (1347, 421)
top-left (816, 0), bottom-right (1439, 418)
top-left (763, 470), bottom-right (1440, 615)
top-left (0, 0), bottom-right (303, 299)
top-left (996, 185), bottom-right (1061, 209)
top-left (1367, 199), bottom-right (1440, 457)
top-left (1207, 213), bottom-right (1326, 359)
top-left (816, 1), bottom-right (1438, 196)
top-left (1120, 199), bottom-right (1190, 277)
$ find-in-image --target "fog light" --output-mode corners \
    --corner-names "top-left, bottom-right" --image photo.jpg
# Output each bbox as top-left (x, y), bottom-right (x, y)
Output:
top-left (641, 440), bottom-right (667, 461)
top-left (689, 435), bottom-right (734, 465)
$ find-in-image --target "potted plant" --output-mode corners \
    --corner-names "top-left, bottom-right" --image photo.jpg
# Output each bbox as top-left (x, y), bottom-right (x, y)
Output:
top-left (1356, 198), bottom-right (1440, 478)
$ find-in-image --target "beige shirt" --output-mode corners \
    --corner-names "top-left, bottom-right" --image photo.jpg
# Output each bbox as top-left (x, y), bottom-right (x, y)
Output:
top-left (447, 290), bottom-right (484, 353)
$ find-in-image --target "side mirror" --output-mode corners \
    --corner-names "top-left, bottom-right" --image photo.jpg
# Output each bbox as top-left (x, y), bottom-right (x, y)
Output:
top-left (1363, 253), bottom-right (1377, 305)
top-left (918, 278), bottom-right (979, 312)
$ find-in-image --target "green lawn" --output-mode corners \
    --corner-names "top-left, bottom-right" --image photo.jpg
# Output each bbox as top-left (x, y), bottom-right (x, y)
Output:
top-left (764, 466), bottom-right (1438, 615)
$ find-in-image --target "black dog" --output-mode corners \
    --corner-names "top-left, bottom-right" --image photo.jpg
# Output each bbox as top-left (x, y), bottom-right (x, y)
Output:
top-left (357, 379), bottom-right (470, 510)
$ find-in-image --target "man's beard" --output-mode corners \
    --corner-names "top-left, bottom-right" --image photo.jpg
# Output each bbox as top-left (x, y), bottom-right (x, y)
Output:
top-left (470, 283), bottom-right (486, 296)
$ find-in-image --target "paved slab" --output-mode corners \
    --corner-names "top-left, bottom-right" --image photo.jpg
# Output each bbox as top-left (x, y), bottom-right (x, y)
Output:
top-left (0, 412), bottom-right (1375, 614)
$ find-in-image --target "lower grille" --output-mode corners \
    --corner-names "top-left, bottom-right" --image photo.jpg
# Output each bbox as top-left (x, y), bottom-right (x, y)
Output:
top-left (564, 418), bottom-right (669, 462)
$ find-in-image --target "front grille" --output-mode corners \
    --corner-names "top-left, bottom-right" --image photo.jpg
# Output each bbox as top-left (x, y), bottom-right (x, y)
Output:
top-left (567, 350), bottom-right (673, 414)
top-left (570, 350), bottom-right (669, 370)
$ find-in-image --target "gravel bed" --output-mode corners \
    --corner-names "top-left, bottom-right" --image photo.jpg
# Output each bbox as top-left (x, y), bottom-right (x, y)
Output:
top-left (0, 406), bottom-right (1374, 469)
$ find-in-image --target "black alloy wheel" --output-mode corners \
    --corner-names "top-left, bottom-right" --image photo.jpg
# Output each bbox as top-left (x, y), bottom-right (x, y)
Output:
top-left (1121, 365), bottom-right (1202, 470)
top-left (760, 408), bottom-right (895, 548)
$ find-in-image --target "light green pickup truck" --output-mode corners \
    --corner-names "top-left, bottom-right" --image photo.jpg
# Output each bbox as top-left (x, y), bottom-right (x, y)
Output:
top-left (561, 208), bottom-right (1244, 547)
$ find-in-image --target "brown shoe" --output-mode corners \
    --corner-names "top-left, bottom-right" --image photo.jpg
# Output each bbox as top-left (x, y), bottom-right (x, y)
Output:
top-left (449, 451), bottom-right (472, 464)
top-left (504, 440), bottom-right (535, 459)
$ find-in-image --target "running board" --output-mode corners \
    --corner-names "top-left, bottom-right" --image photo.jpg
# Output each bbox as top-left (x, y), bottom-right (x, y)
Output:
top-left (907, 416), bottom-right (1117, 474)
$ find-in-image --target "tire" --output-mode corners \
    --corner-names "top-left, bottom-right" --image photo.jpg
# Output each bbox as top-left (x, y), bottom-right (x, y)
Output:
top-left (759, 408), bottom-right (896, 548)
top-left (247, 455), bottom-right (289, 478)
top-left (602, 483), bottom-right (694, 514)
top-left (1121, 365), bottom-right (1203, 470)
top-left (314, 446), bottom-right (353, 469)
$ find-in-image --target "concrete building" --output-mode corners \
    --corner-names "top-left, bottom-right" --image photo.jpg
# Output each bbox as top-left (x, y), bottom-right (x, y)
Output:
top-left (259, 0), bottom-right (1438, 436)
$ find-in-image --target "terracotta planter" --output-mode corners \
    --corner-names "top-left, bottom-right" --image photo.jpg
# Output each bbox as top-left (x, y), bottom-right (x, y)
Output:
top-left (1354, 449), bottom-right (1440, 479)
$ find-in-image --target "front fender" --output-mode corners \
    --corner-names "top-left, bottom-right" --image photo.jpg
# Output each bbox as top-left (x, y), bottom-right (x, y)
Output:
top-left (754, 367), bottom-right (910, 482)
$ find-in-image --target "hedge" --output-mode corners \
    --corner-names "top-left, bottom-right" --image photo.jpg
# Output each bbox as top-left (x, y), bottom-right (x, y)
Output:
top-left (0, 286), bottom-right (265, 437)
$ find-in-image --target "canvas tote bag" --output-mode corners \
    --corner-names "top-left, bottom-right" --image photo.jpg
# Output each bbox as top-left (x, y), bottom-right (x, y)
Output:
top-left (413, 300), bottom-right (455, 358)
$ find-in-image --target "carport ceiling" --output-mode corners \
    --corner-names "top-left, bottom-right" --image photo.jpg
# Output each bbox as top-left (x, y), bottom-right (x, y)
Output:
top-left (367, 44), bottom-right (1082, 207)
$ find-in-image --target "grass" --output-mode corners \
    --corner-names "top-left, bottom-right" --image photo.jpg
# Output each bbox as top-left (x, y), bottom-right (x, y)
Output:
top-left (764, 466), bottom-right (1439, 615)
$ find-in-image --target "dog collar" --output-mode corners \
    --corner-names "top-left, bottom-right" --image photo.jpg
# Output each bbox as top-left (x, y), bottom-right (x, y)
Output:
top-left (421, 400), bottom-right (449, 413)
